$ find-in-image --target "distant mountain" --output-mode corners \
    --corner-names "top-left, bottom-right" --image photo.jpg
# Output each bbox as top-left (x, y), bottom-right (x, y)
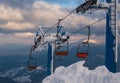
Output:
top-left (0, 77), bottom-right (17, 83)
top-left (0, 66), bottom-right (46, 83)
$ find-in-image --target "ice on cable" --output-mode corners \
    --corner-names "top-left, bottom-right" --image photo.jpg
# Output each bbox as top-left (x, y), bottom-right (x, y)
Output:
top-left (43, 61), bottom-right (120, 83)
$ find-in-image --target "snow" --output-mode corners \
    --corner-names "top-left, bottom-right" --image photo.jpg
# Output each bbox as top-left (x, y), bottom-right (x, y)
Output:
top-left (13, 75), bottom-right (31, 83)
top-left (0, 66), bottom-right (45, 83)
top-left (42, 61), bottom-right (120, 83)
top-left (0, 67), bottom-right (24, 77)
top-left (0, 67), bottom-right (31, 83)
top-left (36, 66), bottom-right (45, 71)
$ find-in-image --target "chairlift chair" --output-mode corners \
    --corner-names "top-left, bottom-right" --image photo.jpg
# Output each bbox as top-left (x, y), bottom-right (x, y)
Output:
top-left (28, 46), bottom-right (37, 70)
top-left (28, 57), bottom-right (37, 70)
top-left (77, 42), bottom-right (90, 58)
top-left (77, 26), bottom-right (90, 59)
top-left (54, 40), bottom-right (69, 61)
top-left (55, 40), bottom-right (69, 56)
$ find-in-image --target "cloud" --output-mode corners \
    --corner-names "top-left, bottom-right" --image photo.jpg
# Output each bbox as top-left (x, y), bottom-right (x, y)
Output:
top-left (40, 0), bottom-right (83, 7)
top-left (0, 0), bottom-right (35, 8)
top-left (0, 1), bottom-right (109, 34)
top-left (14, 32), bottom-right (34, 38)
top-left (0, 4), bottom-right (35, 31)
top-left (0, 5), bottom-right (23, 21)
top-left (0, 33), bottom-right (34, 45)
top-left (0, 0), bottom-right (119, 54)
top-left (29, 1), bottom-right (106, 31)
top-left (70, 35), bottom-right (87, 42)
top-left (0, 21), bottom-right (34, 30)
top-left (0, 0), bottom-right (113, 45)
top-left (30, 1), bottom-right (66, 26)
top-left (62, 15), bottom-right (105, 30)
top-left (83, 39), bottom-right (98, 44)
top-left (70, 34), bottom-right (105, 45)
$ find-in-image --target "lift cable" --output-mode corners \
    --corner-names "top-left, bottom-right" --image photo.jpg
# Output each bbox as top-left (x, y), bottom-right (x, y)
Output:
top-left (44, 0), bottom-right (105, 34)
top-left (44, 9), bottom-right (76, 34)
top-left (45, 13), bottom-right (105, 36)
top-left (69, 16), bottom-right (106, 36)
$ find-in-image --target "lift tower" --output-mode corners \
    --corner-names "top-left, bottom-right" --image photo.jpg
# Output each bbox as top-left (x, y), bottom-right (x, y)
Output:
top-left (105, 0), bottom-right (118, 73)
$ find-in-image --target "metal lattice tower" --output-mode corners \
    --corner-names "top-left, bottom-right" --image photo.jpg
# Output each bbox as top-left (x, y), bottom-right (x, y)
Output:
top-left (110, 0), bottom-right (118, 63)
top-left (105, 0), bottom-right (118, 73)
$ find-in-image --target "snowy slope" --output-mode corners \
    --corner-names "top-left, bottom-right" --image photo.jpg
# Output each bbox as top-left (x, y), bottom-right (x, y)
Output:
top-left (43, 61), bottom-right (120, 83)
top-left (0, 66), bottom-right (45, 83)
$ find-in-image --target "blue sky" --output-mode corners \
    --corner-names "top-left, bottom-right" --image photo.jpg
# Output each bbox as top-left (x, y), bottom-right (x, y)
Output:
top-left (0, 0), bottom-right (119, 56)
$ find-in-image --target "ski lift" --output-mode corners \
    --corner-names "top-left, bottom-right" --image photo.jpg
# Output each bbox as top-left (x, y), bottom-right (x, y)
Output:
top-left (28, 57), bottom-right (37, 70)
top-left (28, 46), bottom-right (37, 70)
top-left (77, 26), bottom-right (90, 58)
top-left (55, 39), bottom-right (69, 60)
top-left (55, 40), bottom-right (69, 56)
top-left (77, 42), bottom-right (89, 58)
top-left (54, 18), bottom-right (69, 60)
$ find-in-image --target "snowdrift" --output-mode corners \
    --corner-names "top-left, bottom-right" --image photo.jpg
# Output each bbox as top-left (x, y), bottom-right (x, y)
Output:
top-left (43, 61), bottom-right (120, 83)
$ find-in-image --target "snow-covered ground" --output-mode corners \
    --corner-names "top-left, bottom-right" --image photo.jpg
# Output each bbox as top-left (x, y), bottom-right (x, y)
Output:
top-left (43, 61), bottom-right (120, 83)
top-left (0, 66), bottom-right (45, 83)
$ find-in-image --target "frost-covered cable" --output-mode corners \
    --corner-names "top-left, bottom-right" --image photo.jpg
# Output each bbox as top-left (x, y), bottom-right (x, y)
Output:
top-left (69, 16), bottom-right (106, 36)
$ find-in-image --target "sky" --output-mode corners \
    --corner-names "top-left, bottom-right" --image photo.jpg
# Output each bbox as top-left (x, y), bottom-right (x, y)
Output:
top-left (0, 0), bottom-right (120, 56)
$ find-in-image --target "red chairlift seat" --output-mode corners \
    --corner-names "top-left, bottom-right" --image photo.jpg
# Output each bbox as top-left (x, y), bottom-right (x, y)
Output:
top-left (77, 52), bottom-right (88, 58)
top-left (28, 66), bottom-right (37, 70)
top-left (77, 42), bottom-right (89, 59)
top-left (55, 51), bottom-right (68, 56)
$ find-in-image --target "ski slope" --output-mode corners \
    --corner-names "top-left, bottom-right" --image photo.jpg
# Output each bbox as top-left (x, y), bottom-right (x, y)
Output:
top-left (43, 61), bottom-right (120, 83)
